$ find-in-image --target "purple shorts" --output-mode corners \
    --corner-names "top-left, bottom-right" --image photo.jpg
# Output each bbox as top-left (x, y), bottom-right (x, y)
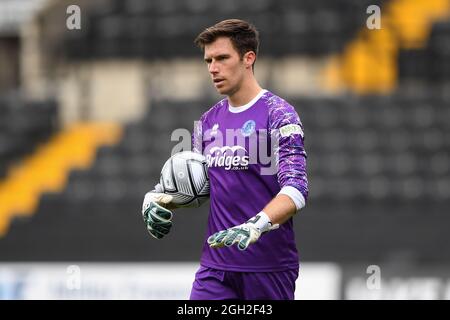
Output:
top-left (190, 265), bottom-right (299, 300)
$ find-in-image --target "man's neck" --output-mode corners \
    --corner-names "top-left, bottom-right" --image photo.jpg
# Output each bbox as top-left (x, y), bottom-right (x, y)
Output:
top-left (228, 77), bottom-right (263, 107)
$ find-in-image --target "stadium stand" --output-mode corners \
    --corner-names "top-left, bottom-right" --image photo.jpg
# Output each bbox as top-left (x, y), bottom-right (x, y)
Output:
top-left (0, 119), bottom-right (122, 236)
top-left (399, 20), bottom-right (450, 85)
top-left (1, 0), bottom-right (449, 267)
top-left (0, 91), bottom-right (449, 263)
top-left (322, 0), bottom-right (450, 93)
top-left (0, 97), bottom-right (58, 180)
top-left (53, 0), bottom-right (384, 60)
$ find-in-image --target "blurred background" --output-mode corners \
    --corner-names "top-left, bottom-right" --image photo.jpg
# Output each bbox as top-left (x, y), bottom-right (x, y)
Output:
top-left (0, 0), bottom-right (449, 299)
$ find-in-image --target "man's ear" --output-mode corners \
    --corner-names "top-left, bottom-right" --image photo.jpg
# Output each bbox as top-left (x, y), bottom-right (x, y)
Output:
top-left (243, 51), bottom-right (256, 69)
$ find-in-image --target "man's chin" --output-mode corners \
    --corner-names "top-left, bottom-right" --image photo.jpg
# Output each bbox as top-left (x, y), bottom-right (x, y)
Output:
top-left (216, 87), bottom-right (229, 95)
top-left (216, 85), bottom-right (237, 96)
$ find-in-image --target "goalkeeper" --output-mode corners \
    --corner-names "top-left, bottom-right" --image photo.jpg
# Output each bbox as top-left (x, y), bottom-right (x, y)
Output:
top-left (142, 19), bottom-right (308, 300)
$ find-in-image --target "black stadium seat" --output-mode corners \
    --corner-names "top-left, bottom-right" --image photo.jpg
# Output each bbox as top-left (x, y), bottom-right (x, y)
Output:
top-left (59, 0), bottom-right (386, 60)
top-left (0, 98), bottom-right (58, 178)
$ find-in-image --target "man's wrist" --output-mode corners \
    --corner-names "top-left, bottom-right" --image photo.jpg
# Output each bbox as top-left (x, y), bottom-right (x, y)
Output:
top-left (248, 211), bottom-right (277, 233)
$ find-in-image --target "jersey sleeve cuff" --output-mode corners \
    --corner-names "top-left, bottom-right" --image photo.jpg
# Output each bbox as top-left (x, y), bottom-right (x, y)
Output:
top-left (278, 186), bottom-right (306, 211)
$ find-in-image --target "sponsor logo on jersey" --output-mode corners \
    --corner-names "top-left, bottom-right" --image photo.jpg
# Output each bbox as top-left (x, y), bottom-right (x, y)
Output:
top-left (279, 124), bottom-right (303, 138)
top-left (200, 126), bottom-right (280, 174)
top-left (206, 145), bottom-right (249, 171)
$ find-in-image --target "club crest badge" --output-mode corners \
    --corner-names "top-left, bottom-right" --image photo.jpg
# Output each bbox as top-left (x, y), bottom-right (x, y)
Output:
top-left (241, 120), bottom-right (256, 137)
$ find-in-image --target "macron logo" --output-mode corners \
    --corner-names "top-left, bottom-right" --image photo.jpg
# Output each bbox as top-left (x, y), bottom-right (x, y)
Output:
top-left (211, 124), bottom-right (219, 137)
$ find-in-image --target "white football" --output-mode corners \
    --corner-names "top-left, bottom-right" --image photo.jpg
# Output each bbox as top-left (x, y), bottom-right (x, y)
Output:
top-left (160, 151), bottom-right (210, 207)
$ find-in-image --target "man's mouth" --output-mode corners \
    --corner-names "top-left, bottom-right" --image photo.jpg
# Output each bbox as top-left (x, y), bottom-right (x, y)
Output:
top-left (213, 78), bottom-right (225, 86)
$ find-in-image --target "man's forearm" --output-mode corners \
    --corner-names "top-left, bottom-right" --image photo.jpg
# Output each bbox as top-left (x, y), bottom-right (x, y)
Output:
top-left (262, 194), bottom-right (297, 226)
top-left (207, 194), bottom-right (298, 250)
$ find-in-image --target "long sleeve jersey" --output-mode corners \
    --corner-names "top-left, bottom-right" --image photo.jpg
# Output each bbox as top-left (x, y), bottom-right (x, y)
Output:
top-left (192, 90), bottom-right (308, 272)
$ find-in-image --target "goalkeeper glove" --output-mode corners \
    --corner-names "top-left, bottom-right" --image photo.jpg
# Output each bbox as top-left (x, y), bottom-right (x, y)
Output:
top-left (207, 212), bottom-right (279, 251)
top-left (142, 184), bottom-right (174, 239)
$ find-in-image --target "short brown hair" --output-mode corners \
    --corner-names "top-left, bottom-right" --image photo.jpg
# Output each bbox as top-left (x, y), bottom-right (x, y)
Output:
top-left (194, 19), bottom-right (260, 62)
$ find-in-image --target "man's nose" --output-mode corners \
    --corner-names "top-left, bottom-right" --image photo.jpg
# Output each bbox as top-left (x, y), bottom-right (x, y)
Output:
top-left (209, 61), bottom-right (219, 74)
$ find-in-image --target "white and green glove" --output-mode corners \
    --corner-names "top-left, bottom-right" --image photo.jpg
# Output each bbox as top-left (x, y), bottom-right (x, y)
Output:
top-left (207, 212), bottom-right (279, 251)
top-left (142, 184), bottom-right (175, 239)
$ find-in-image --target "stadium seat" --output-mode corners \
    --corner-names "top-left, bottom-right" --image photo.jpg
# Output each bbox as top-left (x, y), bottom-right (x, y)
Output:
top-left (54, 0), bottom-right (385, 60)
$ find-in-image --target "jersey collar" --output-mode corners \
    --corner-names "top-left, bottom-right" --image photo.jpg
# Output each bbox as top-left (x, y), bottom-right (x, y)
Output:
top-left (228, 89), bottom-right (268, 113)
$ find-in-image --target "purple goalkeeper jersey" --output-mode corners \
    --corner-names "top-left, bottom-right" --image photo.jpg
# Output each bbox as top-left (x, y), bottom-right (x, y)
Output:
top-left (192, 90), bottom-right (308, 272)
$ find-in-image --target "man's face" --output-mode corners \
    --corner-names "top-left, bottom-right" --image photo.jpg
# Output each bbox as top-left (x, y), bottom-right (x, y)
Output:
top-left (204, 37), bottom-right (248, 96)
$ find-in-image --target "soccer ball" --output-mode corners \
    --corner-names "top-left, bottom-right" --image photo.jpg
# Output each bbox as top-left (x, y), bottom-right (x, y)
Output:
top-left (160, 151), bottom-right (210, 207)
